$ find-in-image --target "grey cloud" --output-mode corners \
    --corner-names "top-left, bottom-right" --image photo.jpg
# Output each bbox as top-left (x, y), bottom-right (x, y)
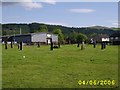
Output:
top-left (1, 2), bottom-right (19, 6)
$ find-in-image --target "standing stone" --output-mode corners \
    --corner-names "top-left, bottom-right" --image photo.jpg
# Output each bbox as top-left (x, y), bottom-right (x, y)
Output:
top-left (101, 42), bottom-right (104, 50)
top-left (50, 38), bottom-right (53, 51)
top-left (93, 40), bottom-right (96, 48)
top-left (81, 41), bottom-right (84, 50)
top-left (103, 42), bottom-right (106, 49)
top-left (20, 42), bottom-right (22, 50)
top-left (18, 43), bottom-right (19, 49)
top-left (37, 42), bottom-right (40, 48)
top-left (5, 40), bottom-right (7, 49)
top-left (93, 43), bottom-right (96, 48)
top-left (58, 42), bottom-right (60, 48)
top-left (11, 41), bottom-right (13, 48)
top-left (77, 41), bottom-right (80, 47)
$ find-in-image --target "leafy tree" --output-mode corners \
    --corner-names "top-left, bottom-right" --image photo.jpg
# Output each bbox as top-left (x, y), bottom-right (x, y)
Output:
top-left (53, 28), bottom-right (64, 47)
top-left (87, 33), bottom-right (98, 43)
top-left (76, 33), bottom-right (88, 50)
top-left (2, 30), bottom-right (7, 36)
top-left (89, 33), bottom-right (97, 38)
top-left (29, 23), bottom-right (40, 33)
top-left (38, 25), bottom-right (48, 32)
top-left (69, 31), bottom-right (77, 44)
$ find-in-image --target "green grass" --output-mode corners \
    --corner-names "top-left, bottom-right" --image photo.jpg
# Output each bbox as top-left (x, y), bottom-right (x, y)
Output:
top-left (2, 44), bottom-right (118, 88)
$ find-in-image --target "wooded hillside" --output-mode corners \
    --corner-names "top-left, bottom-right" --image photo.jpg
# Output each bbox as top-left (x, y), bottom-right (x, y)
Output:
top-left (1, 23), bottom-right (117, 37)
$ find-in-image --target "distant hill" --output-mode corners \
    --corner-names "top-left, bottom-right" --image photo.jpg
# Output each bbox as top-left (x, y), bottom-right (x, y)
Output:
top-left (1, 23), bottom-right (118, 37)
top-left (88, 26), bottom-right (111, 29)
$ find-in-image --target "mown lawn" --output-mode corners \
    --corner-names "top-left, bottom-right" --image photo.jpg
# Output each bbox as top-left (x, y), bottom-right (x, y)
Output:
top-left (2, 44), bottom-right (118, 88)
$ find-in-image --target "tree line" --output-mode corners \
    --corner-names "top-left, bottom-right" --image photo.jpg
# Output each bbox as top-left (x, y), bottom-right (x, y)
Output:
top-left (1, 22), bottom-right (117, 45)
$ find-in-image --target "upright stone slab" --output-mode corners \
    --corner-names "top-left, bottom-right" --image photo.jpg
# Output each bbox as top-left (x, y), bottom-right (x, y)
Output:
top-left (50, 38), bottom-right (53, 51)
top-left (103, 42), bottom-right (106, 49)
top-left (101, 42), bottom-right (104, 50)
top-left (11, 41), bottom-right (13, 48)
top-left (93, 40), bottom-right (96, 48)
top-left (17, 43), bottom-right (19, 49)
top-left (5, 40), bottom-right (7, 49)
top-left (37, 42), bottom-right (40, 48)
top-left (20, 42), bottom-right (22, 50)
top-left (58, 42), bottom-right (60, 48)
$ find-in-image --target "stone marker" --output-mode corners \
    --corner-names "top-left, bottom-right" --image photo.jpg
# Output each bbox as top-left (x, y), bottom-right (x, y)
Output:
top-left (20, 42), bottom-right (22, 50)
top-left (50, 38), bottom-right (53, 51)
top-left (5, 40), bottom-right (7, 49)
top-left (11, 41), bottom-right (13, 48)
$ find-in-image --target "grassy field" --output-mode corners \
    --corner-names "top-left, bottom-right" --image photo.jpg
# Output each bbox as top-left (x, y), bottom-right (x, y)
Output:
top-left (2, 44), bottom-right (118, 88)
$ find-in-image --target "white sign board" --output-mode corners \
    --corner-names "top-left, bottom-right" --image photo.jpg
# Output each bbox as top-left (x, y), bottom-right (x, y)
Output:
top-left (102, 38), bottom-right (109, 42)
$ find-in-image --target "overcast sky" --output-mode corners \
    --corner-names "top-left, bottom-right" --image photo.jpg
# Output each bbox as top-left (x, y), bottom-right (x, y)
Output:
top-left (1, 0), bottom-right (119, 28)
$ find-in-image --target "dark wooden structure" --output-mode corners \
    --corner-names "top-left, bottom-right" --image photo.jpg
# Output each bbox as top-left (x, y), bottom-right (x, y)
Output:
top-left (110, 31), bottom-right (120, 45)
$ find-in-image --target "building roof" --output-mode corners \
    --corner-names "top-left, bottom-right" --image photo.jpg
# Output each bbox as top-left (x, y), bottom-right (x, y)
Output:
top-left (97, 34), bottom-right (109, 38)
top-left (2, 32), bottom-right (58, 38)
